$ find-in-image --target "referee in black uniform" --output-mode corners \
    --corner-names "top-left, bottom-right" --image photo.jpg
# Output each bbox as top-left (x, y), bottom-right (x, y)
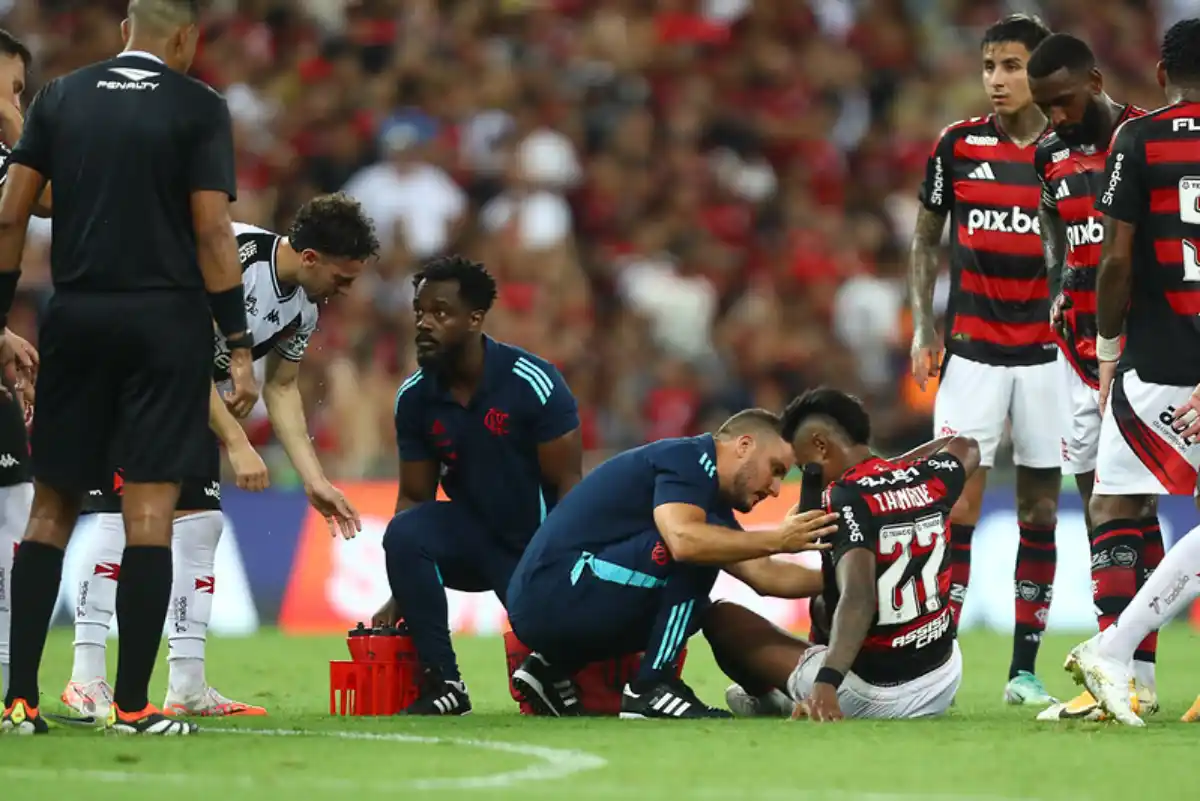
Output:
top-left (0, 0), bottom-right (259, 735)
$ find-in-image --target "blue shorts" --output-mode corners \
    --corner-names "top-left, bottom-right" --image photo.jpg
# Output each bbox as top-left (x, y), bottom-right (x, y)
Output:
top-left (508, 528), bottom-right (716, 667)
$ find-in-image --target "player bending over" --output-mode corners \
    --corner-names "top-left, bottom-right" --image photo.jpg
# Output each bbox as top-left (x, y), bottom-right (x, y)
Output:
top-left (507, 409), bottom-right (837, 719)
top-left (379, 256), bottom-right (583, 715)
top-left (1027, 33), bottom-right (1160, 722)
top-left (1066, 17), bottom-right (1200, 728)
top-left (724, 390), bottom-right (980, 721)
top-left (62, 194), bottom-right (375, 720)
top-left (910, 14), bottom-right (1061, 705)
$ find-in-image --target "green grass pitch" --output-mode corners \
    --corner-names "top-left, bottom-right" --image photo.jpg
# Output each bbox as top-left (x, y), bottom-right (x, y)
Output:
top-left (2, 627), bottom-right (1198, 800)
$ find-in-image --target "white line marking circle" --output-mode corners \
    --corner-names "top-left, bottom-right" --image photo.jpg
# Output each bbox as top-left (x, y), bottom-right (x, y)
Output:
top-left (0, 726), bottom-right (607, 792)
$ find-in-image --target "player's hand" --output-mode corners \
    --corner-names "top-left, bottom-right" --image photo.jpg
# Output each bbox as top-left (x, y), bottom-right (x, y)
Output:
top-left (805, 682), bottom-right (844, 722)
top-left (1097, 360), bottom-right (1118, 419)
top-left (372, 597), bottom-right (401, 628)
top-left (1049, 293), bottom-right (1071, 339)
top-left (910, 332), bottom-right (940, 392)
top-left (2, 328), bottom-right (36, 414)
top-left (229, 443), bottom-right (270, 492)
top-left (775, 509), bottom-right (838, 554)
top-left (224, 347), bottom-right (259, 418)
top-left (1171, 384), bottom-right (1200, 443)
top-left (306, 479), bottom-right (362, 540)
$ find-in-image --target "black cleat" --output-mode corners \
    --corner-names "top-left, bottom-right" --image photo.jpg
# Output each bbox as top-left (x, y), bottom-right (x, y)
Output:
top-left (1, 698), bottom-right (50, 735)
top-left (619, 679), bottom-right (733, 720)
top-left (399, 672), bottom-right (472, 716)
top-left (512, 653), bottom-right (582, 717)
top-left (106, 704), bottom-right (197, 735)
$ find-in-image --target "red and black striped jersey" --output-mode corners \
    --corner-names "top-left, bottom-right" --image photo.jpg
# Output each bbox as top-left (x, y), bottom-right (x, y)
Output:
top-left (919, 115), bottom-right (1055, 366)
top-left (819, 453), bottom-right (967, 685)
top-left (1095, 101), bottom-right (1200, 386)
top-left (1035, 105), bottom-right (1146, 390)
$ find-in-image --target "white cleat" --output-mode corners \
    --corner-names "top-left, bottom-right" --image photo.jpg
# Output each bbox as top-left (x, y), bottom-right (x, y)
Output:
top-left (1064, 636), bottom-right (1143, 727)
top-left (163, 686), bottom-right (267, 717)
top-left (724, 684), bottom-right (794, 718)
top-left (61, 679), bottom-right (113, 723)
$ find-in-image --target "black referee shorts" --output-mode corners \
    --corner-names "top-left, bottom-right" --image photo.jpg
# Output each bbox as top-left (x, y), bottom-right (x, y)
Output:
top-left (0, 385), bottom-right (29, 487)
top-left (31, 290), bottom-right (212, 492)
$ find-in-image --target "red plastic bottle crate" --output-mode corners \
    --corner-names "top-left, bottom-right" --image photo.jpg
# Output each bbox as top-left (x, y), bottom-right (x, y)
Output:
top-left (330, 625), bottom-right (421, 716)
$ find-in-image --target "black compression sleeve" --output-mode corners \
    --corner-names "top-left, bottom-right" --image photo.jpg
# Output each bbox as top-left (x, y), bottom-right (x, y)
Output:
top-left (208, 285), bottom-right (250, 346)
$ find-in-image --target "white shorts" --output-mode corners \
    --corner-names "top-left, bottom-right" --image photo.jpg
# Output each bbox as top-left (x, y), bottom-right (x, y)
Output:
top-left (934, 356), bottom-right (1060, 469)
top-left (1057, 352), bottom-right (1101, 476)
top-left (1093, 369), bottom-right (1200, 497)
top-left (786, 641), bottom-right (962, 720)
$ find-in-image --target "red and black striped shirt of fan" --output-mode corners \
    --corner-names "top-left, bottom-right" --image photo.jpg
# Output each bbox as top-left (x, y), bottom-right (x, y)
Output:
top-left (919, 115), bottom-right (1055, 367)
top-left (818, 452), bottom-right (967, 686)
top-left (1094, 101), bottom-right (1200, 388)
top-left (1035, 104), bottom-right (1147, 389)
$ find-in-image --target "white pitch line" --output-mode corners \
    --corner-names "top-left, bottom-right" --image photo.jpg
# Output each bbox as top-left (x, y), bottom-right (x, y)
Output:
top-left (0, 726), bottom-right (608, 792)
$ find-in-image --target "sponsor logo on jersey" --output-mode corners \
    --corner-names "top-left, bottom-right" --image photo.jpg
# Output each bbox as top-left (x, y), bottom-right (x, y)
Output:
top-left (965, 206), bottom-right (1040, 236)
top-left (925, 457), bottom-right (959, 472)
top-left (1051, 148), bottom-right (1070, 163)
top-left (1066, 218), bottom-right (1104, 250)
top-left (1100, 153), bottom-right (1124, 206)
top-left (854, 466), bottom-right (920, 488)
top-left (929, 156), bottom-right (945, 207)
top-left (97, 67), bottom-right (160, 91)
top-left (239, 240), bottom-right (258, 265)
top-left (890, 607), bottom-right (951, 650)
top-left (842, 505), bottom-right (863, 543)
top-left (965, 135), bottom-right (999, 146)
top-left (1172, 118), bottom-right (1200, 133)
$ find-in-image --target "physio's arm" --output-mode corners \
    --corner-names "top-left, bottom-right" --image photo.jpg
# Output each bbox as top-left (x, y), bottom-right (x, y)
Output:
top-left (724, 557), bottom-right (824, 598)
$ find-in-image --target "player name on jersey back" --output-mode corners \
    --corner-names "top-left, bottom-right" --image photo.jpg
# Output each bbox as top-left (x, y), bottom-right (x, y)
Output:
top-left (920, 116), bottom-right (1054, 366)
top-left (214, 223), bottom-right (318, 380)
top-left (821, 455), bottom-right (966, 685)
top-left (1095, 102), bottom-right (1200, 386)
top-left (1036, 105), bottom-right (1146, 389)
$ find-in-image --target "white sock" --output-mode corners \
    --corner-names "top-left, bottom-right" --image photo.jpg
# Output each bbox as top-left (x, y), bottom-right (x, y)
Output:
top-left (1133, 660), bottom-right (1157, 691)
top-left (1099, 524), bottom-right (1200, 663)
top-left (70, 513), bottom-right (125, 685)
top-left (0, 482), bottom-right (32, 695)
top-left (166, 511), bottom-right (222, 701)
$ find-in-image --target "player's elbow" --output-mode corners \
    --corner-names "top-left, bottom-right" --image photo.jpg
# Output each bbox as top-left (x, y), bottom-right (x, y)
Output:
top-left (945, 436), bottom-right (981, 476)
top-left (659, 526), bottom-right (698, 563)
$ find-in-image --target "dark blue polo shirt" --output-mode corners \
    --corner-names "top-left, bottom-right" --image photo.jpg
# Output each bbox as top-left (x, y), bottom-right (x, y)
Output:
top-left (393, 336), bottom-right (579, 549)
top-left (514, 435), bottom-right (737, 574)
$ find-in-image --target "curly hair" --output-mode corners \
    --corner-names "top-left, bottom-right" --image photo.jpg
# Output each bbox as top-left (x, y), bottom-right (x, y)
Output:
top-left (781, 388), bottom-right (871, 446)
top-left (413, 255), bottom-right (498, 313)
top-left (1028, 33), bottom-right (1095, 80)
top-left (1162, 18), bottom-right (1200, 84)
top-left (288, 193), bottom-right (380, 262)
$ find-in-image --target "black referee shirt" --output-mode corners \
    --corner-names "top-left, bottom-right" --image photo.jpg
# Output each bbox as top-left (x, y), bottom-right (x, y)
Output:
top-left (9, 51), bottom-right (237, 292)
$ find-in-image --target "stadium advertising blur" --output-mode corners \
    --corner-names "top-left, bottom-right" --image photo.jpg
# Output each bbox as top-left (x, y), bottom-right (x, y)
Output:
top-left (50, 483), bottom-right (1200, 636)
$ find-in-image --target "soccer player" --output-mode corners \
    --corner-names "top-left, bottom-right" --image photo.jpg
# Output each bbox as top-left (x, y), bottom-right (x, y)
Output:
top-left (60, 195), bottom-right (374, 721)
top-left (506, 409), bottom-right (838, 720)
top-left (909, 14), bottom-right (1060, 705)
top-left (383, 255), bottom-right (583, 715)
top-left (1064, 17), bottom-right (1200, 727)
top-left (0, 0), bottom-right (261, 736)
top-left (1027, 34), bottom-right (1160, 722)
top-left (780, 389), bottom-right (981, 721)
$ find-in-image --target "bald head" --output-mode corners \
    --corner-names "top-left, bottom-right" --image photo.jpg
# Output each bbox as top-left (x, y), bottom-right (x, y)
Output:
top-left (128, 0), bottom-right (196, 36)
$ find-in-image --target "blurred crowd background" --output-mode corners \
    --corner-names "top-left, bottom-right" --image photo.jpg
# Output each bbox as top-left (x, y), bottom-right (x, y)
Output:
top-left (2, 0), bottom-right (1192, 484)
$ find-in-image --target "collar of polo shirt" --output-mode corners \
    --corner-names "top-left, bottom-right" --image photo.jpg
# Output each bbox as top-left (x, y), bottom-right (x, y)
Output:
top-left (118, 50), bottom-right (165, 64)
top-left (426, 335), bottom-right (510, 403)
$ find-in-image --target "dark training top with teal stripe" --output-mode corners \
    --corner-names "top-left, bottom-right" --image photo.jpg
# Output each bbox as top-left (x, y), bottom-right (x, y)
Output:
top-left (393, 336), bottom-right (579, 549)
top-left (517, 434), bottom-right (738, 569)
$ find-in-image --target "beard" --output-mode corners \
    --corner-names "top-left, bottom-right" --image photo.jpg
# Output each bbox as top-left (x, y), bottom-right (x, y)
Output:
top-left (1056, 99), bottom-right (1104, 147)
top-left (725, 463), bottom-right (757, 513)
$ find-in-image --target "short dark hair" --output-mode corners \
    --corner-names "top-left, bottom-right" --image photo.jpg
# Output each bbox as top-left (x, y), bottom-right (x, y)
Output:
top-left (781, 388), bottom-right (871, 446)
top-left (1162, 18), bottom-right (1200, 84)
top-left (715, 408), bottom-right (781, 440)
top-left (413, 255), bottom-right (498, 313)
top-left (0, 29), bottom-right (31, 70)
top-left (981, 14), bottom-right (1051, 54)
top-left (288, 193), bottom-right (380, 262)
top-left (1028, 33), bottom-right (1096, 80)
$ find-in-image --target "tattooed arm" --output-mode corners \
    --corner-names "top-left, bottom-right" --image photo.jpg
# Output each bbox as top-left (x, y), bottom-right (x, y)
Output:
top-left (908, 207), bottom-right (948, 389)
top-left (1039, 199), bottom-right (1067, 297)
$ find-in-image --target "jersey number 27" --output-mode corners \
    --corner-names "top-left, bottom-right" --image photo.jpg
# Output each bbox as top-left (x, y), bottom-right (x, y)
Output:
top-left (1178, 177), bottom-right (1200, 280)
top-left (876, 513), bottom-right (948, 626)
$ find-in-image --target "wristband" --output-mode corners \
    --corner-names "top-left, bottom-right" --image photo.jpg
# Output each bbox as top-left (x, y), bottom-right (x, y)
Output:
top-left (209, 285), bottom-right (250, 343)
top-left (226, 334), bottom-right (252, 351)
top-left (1096, 334), bottom-right (1122, 363)
top-left (815, 666), bottom-right (844, 689)
top-left (0, 271), bottom-right (18, 330)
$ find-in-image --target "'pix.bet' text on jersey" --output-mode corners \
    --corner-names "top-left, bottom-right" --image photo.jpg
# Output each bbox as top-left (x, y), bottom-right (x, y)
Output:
top-left (820, 454), bottom-right (968, 685)
top-left (920, 116), bottom-right (1055, 367)
top-left (1035, 105), bottom-right (1146, 389)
